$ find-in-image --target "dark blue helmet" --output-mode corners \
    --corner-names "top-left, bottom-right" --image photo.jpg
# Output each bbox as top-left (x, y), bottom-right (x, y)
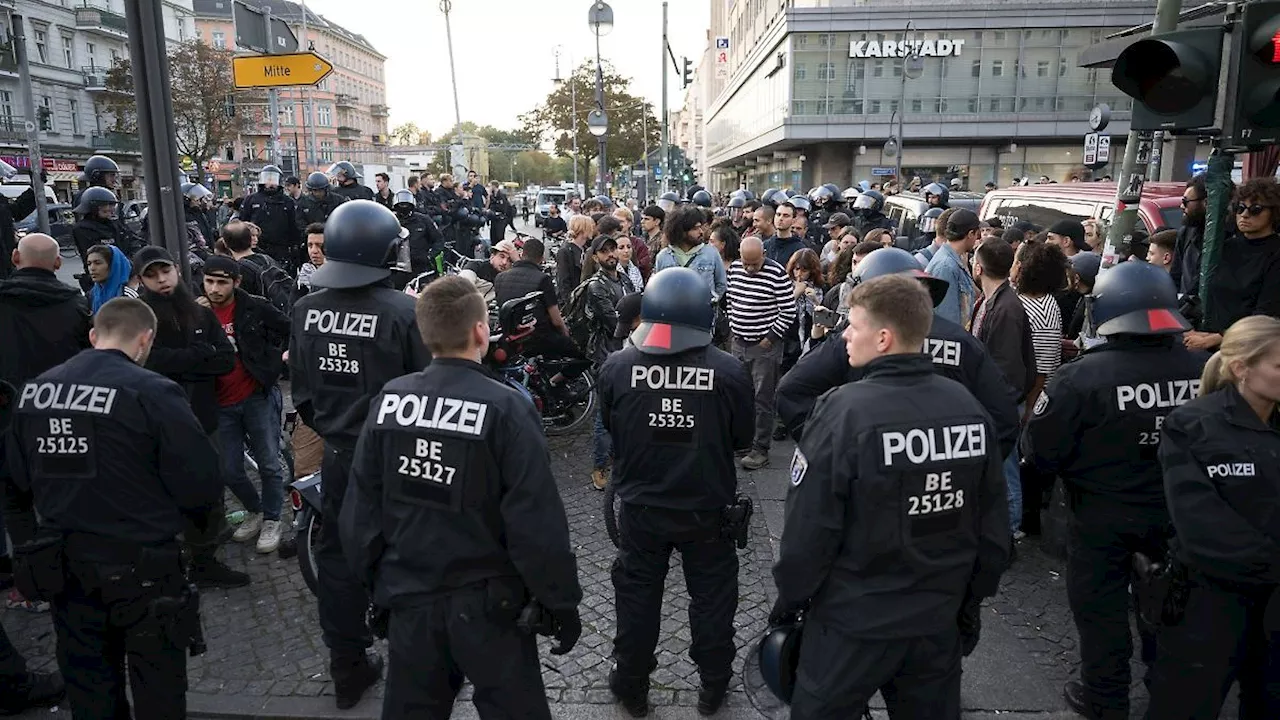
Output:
top-left (756, 620), bottom-right (804, 704)
top-left (821, 182), bottom-right (842, 198)
top-left (852, 189), bottom-right (886, 215)
top-left (922, 182), bottom-right (950, 207)
top-left (327, 161), bottom-right (360, 182)
top-left (75, 186), bottom-right (118, 215)
top-left (392, 189), bottom-right (417, 212)
top-left (310, 200), bottom-right (406, 289)
top-left (851, 247), bottom-right (949, 308)
top-left (809, 186), bottom-right (835, 205)
top-left (691, 189), bottom-right (713, 208)
top-left (84, 155), bottom-right (119, 186)
top-left (727, 194), bottom-right (747, 209)
top-left (305, 171), bottom-right (330, 191)
top-left (918, 207), bottom-right (945, 234)
top-left (760, 188), bottom-right (783, 207)
top-left (594, 194), bottom-right (615, 209)
top-left (787, 196), bottom-right (811, 214)
top-left (631, 267), bottom-right (714, 355)
top-left (1088, 261), bottom-right (1190, 336)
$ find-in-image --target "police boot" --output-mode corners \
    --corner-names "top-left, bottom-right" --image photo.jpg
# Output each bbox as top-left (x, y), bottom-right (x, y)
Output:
top-left (697, 682), bottom-right (728, 716)
top-left (1062, 680), bottom-right (1106, 720)
top-left (608, 668), bottom-right (649, 717)
top-left (331, 651), bottom-right (383, 710)
top-left (0, 671), bottom-right (64, 716)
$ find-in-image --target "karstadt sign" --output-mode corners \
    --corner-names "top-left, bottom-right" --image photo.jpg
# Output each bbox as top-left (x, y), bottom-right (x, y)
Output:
top-left (849, 39), bottom-right (967, 58)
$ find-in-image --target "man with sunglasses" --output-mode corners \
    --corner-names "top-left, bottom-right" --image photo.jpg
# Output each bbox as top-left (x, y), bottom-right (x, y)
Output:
top-left (1183, 177), bottom-right (1280, 352)
top-left (1170, 175), bottom-right (1220, 302)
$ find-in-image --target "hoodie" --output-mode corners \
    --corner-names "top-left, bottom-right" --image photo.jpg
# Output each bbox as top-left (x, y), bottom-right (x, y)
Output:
top-left (0, 267), bottom-right (92, 386)
top-left (90, 245), bottom-right (134, 314)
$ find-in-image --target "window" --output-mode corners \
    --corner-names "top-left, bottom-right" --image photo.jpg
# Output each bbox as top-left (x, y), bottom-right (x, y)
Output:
top-left (110, 48), bottom-right (119, 64)
top-left (280, 103), bottom-right (295, 125)
top-left (1037, 61), bottom-right (1050, 77)
top-left (971, 60), bottom-right (981, 78)
top-left (818, 63), bottom-right (834, 80)
top-left (873, 60), bottom-right (884, 78)
top-left (794, 63), bottom-right (806, 80)
top-left (992, 60), bottom-right (1004, 77)
top-left (39, 96), bottom-right (52, 131)
top-left (0, 91), bottom-right (13, 129)
top-left (34, 29), bottom-right (47, 64)
top-left (968, 98), bottom-right (979, 113)
top-left (994, 31), bottom-right (1006, 43)
top-left (892, 60), bottom-right (902, 78)
top-left (911, 99), bottom-right (922, 112)
top-left (69, 100), bottom-right (80, 134)
top-left (212, 31), bottom-right (226, 49)
top-left (1059, 58), bottom-right (1068, 77)
top-left (320, 141), bottom-right (334, 162)
top-left (818, 33), bottom-right (832, 47)
top-left (62, 35), bottom-right (73, 68)
top-left (86, 42), bottom-right (96, 68)
top-left (869, 100), bottom-right (882, 114)
top-left (317, 104), bottom-right (332, 126)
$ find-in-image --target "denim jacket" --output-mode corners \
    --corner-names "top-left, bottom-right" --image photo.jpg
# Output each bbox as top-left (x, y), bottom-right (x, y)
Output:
top-left (925, 243), bottom-right (976, 329)
top-left (653, 243), bottom-right (727, 301)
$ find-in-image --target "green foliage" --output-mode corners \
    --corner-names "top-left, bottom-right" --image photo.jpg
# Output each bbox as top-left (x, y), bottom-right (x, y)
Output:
top-left (390, 122), bottom-right (431, 146)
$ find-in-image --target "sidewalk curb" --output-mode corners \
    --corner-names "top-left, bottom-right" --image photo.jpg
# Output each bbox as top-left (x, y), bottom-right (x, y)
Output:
top-left (188, 692), bottom-right (380, 720)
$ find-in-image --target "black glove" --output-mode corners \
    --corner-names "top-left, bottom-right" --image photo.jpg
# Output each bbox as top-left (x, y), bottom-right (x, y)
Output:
top-left (958, 596), bottom-right (983, 657)
top-left (769, 596), bottom-right (803, 628)
top-left (549, 608), bottom-right (582, 656)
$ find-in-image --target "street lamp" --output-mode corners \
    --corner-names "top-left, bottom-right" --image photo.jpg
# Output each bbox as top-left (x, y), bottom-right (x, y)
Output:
top-left (893, 20), bottom-right (922, 185)
top-left (588, 1), bottom-right (613, 197)
top-left (553, 46), bottom-right (580, 195)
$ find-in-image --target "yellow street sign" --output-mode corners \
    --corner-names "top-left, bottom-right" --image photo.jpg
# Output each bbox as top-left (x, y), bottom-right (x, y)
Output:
top-left (232, 52), bottom-right (334, 89)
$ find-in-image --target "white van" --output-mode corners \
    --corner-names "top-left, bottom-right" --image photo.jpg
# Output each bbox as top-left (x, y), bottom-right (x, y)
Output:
top-left (0, 182), bottom-right (59, 204)
top-left (534, 188), bottom-right (568, 227)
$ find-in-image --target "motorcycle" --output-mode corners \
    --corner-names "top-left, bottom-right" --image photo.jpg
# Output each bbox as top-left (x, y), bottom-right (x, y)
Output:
top-left (287, 470), bottom-right (323, 595)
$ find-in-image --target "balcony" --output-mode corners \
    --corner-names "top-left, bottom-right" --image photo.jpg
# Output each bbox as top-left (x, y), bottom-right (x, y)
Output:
top-left (334, 94), bottom-right (358, 109)
top-left (91, 132), bottom-right (141, 154)
top-left (371, 133), bottom-right (387, 146)
top-left (336, 125), bottom-right (360, 141)
top-left (81, 67), bottom-right (119, 92)
top-left (370, 104), bottom-right (389, 118)
top-left (0, 115), bottom-right (25, 143)
top-left (76, 5), bottom-right (129, 39)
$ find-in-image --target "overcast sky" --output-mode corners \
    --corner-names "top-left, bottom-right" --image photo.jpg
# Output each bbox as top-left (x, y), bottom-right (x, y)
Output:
top-left (302, 0), bottom-right (712, 139)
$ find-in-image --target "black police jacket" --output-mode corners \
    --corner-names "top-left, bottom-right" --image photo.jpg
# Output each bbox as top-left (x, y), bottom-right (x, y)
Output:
top-left (1160, 384), bottom-right (1280, 585)
top-left (0, 268), bottom-right (91, 388)
top-left (72, 217), bottom-right (133, 273)
top-left (400, 211), bottom-right (445, 274)
top-left (186, 204), bottom-right (216, 245)
top-left (0, 189), bottom-right (37, 279)
top-left (855, 212), bottom-right (895, 236)
top-left (225, 288), bottom-right (291, 389)
top-left (289, 283), bottom-right (432, 449)
top-left (142, 296), bottom-right (236, 434)
top-left (777, 314), bottom-right (1020, 457)
top-left (333, 182), bottom-right (375, 203)
top-left (5, 349), bottom-right (222, 545)
top-left (599, 344), bottom-right (754, 511)
top-left (297, 191), bottom-right (346, 231)
top-left (240, 189), bottom-right (301, 261)
top-left (774, 354), bottom-right (1010, 638)
top-left (1022, 336), bottom-right (1209, 509)
top-left (341, 358), bottom-right (582, 610)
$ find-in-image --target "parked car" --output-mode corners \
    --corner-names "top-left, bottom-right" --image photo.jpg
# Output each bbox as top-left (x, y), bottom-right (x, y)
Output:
top-left (979, 182), bottom-right (1184, 235)
top-left (15, 203), bottom-right (77, 257)
top-left (534, 188), bottom-right (568, 227)
top-left (0, 182), bottom-right (58, 205)
top-left (883, 191), bottom-right (985, 240)
top-left (120, 199), bottom-right (148, 236)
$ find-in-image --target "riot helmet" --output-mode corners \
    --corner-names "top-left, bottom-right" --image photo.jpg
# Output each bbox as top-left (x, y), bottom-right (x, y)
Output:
top-left (787, 195), bottom-right (811, 214)
top-left (922, 182), bottom-right (950, 207)
top-left (182, 182), bottom-right (213, 207)
top-left (821, 182), bottom-right (842, 199)
top-left (756, 620), bottom-right (804, 704)
top-left (309, 200), bottom-right (408, 289)
top-left (737, 188), bottom-right (756, 202)
top-left (594, 194), bottom-right (615, 210)
top-left (259, 164), bottom-right (282, 188)
top-left (809, 185), bottom-right (835, 206)
top-left (850, 247), bottom-right (949, 307)
top-left (327, 161), bottom-right (360, 184)
top-left (690, 189), bottom-right (713, 208)
top-left (852, 189), bottom-right (885, 215)
top-left (727, 194), bottom-right (747, 209)
top-left (75, 186), bottom-right (119, 217)
top-left (658, 191), bottom-right (680, 213)
top-left (760, 188), bottom-right (783, 208)
top-left (630, 267), bottom-right (715, 355)
top-left (305, 171), bottom-right (330, 191)
top-left (84, 155), bottom-right (120, 187)
top-left (1088, 261), bottom-right (1190, 336)
top-left (917, 207), bottom-right (945, 235)
top-left (842, 187), bottom-right (861, 202)
top-left (392, 189), bottom-right (418, 215)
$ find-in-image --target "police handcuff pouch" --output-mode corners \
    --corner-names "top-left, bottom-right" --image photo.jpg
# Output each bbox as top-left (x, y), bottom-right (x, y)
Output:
top-left (25, 415), bottom-right (96, 480)
top-left (12, 532), bottom-right (66, 602)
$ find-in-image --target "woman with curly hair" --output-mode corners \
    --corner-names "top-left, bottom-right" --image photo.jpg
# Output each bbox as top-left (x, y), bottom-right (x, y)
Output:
top-left (1012, 238), bottom-right (1068, 424)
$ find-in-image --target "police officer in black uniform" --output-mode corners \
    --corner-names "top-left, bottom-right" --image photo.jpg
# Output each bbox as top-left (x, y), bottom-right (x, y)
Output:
top-left (922, 181), bottom-right (951, 210)
top-left (289, 200), bottom-right (432, 710)
top-left (4, 297), bottom-right (222, 718)
top-left (777, 247), bottom-right (1020, 458)
top-left (773, 274), bottom-right (1010, 719)
top-left (329, 161), bottom-right (375, 202)
top-left (341, 275), bottom-right (582, 719)
top-left (1022, 261), bottom-right (1208, 720)
top-left (70, 187), bottom-right (128, 294)
top-left (239, 165), bottom-right (302, 272)
top-left (298, 171), bottom-right (347, 231)
top-left (849, 189), bottom-right (895, 236)
top-left (0, 159), bottom-right (38, 280)
top-left (392, 189), bottom-right (445, 278)
top-left (598, 268), bottom-right (755, 717)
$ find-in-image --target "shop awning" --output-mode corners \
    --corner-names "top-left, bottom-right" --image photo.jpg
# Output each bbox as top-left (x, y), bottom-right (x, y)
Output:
top-left (46, 171), bottom-right (80, 183)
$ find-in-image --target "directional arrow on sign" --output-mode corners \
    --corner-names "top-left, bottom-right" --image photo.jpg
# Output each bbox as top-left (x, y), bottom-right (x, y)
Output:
top-left (232, 52), bottom-right (334, 89)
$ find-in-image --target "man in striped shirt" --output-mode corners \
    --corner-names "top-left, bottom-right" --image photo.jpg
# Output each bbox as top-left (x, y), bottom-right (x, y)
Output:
top-left (727, 236), bottom-right (795, 470)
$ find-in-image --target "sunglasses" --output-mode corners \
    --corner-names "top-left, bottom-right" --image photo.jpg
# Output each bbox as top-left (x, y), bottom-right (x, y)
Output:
top-left (1180, 196), bottom-right (1205, 206)
top-left (1233, 203), bottom-right (1272, 217)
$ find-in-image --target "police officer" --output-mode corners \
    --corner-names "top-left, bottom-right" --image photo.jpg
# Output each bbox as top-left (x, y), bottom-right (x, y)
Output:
top-left (298, 171), bottom-right (347, 230)
top-left (1021, 261), bottom-right (1207, 720)
top-left (773, 274), bottom-right (1010, 719)
top-left (690, 189), bottom-right (713, 209)
top-left (328, 161), bottom-right (375, 202)
top-left (289, 200), bottom-right (432, 710)
top-left (75, 156), bottom-right (146, 259)
top-left (598, 268), bottom-right (755, 717)
top-left (850, 189), bottom-right (895, 236)
top-left (183, 182), bottom-right (217, 246)
top-left (392, 189), bottom-right (445, 280)
top-left (239, 165), bottom-right (302, 272)
top-left (0, 159), bottom-right (38, 280)
top-left (341, 275), bottom-right (582, 719)
top-left (4, 297), bottom-right (222, 718)
top-left (1145, 314), bottom-right (1280, 720)
top-left (70, 187), bottom-right (128, 294)
top-left (923, 181), bottom-right (951, 210)
top-left (777, 247), bottom-right (1020, 458)
top-left (657, 191), bottom-right (680, 214)
top-left (727, 192), bottom-right (750, 235)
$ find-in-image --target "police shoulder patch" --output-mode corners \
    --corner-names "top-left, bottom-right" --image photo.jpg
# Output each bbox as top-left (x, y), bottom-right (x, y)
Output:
top-left (1033, 392), bottom-right (1050, 416)
top-left (790, 448), bottom-right (808, 486)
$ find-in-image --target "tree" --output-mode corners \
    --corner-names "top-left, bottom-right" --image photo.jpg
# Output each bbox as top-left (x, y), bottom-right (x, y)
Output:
top-left (520, 61), bottom-right (659, 187)
top-left (390, 122), bottom-right (430, 146)
top-left (100, 40), bottom-right (248, 179)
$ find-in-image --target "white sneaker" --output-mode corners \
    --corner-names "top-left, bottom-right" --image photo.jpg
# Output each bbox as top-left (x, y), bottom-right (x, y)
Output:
top-left (256, 519), bottom-right (282, 554)
top-left (233, 512), bottom-right (263, 542)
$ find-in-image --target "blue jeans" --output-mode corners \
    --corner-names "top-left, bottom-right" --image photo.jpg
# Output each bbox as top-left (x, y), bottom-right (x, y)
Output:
top-left (593, 407), bottom-right (611, 470)
top-left (1005, 402), bottom-right (1025, 534)
top-left (218, 388), bottom-right (285, 521)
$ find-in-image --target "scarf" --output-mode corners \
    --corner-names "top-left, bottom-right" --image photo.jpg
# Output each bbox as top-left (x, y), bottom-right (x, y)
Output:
top-left (90, 245), bottom-right (132, 314)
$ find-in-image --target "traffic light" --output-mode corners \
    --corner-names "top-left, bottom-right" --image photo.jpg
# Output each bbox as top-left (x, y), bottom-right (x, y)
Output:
top-left (1112, 27), bottom-right (1224, 131)
top-left (682, 57), bottom-right (693, 88)
top-left (1227, 1), bottom-right (1280, 148)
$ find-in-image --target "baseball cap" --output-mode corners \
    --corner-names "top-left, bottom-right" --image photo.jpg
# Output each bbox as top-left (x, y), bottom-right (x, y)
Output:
top-left (1070, 251), bottom-right (1101, 288)
top-left (132, 245), bottom-right (175, 274)
top-left (824, 212), bottom-right (852, 229)
top-left (945, 208), bottom-right (981, 239)
top-left (615, 293), bottom-right (643, 338)
top-left (590, 235), bottom-right (618, 254)
top-left (1048, 219), bottom-right (1089, 251)
top-left (491, 239), bottom-right (518, 257)
top-left (203, 255), bottom-right (241, 279)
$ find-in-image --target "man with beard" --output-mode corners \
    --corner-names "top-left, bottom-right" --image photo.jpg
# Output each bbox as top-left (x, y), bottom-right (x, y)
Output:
top-left (133, 246), bottom-right (246, 589)
top-left (1169, 175), bottom-right (1224, 311)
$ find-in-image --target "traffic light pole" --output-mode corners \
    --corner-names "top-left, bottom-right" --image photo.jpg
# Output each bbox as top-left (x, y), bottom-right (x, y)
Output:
top-left (11, 14), bottom-right (50, 236)
top-left (1100, 0), bottom-right (1183, 277)
top-left (660, 1), bottom-right (669, 196)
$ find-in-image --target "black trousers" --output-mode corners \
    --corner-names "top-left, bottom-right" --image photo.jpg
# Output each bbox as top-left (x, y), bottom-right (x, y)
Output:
top-left (1066, 496), bottom-right (1168, 719)
top-left (53, 558), bottom-right (187, 720)
top-left (0, 625), bottom-right (34, 715)
top-left (790, 621), bottom-right (961, 720)
top-left (316, 446), bottom-right (373, 660)
top-left (1145, 575), bottom-right (1280, 720)
top-left (611, 504), bottom-right (738, 691)
top-left (382, 583), bottom-right (551, 720)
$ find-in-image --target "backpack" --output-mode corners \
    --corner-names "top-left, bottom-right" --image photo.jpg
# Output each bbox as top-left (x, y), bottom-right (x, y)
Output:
top-left (240, 253), bottom-right (294, 316)
top-left (562, 276), bottom-right (598, 351)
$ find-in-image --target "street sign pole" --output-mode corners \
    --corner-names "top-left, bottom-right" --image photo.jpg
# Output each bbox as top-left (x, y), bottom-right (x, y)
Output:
top-left (12, 14), bottom-right (49, 235)
top-left (264, 6), bottom-right (281, 167)
top-left (660, 1), bottom-right (669, 195)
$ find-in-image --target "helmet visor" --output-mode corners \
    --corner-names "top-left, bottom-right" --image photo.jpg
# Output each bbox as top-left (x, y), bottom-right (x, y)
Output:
top-left (852, 194), bottom-right (876, 211)
top-left (259, 170), bottom-right (281, 187)
top-left (919, 216), bottom-right (938, 234)
top-left (326, 163), bottom-right (347, 180)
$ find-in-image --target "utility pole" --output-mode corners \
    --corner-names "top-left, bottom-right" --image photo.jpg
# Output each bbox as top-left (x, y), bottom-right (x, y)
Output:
top-left (660, 1), bottom-right (669, 195)
top-left (642, 107), bottom-right (650, 203)
top-left (12, 14), bottom-right (49, 234)
top-left (264, 6), bottom-right (281, 167)
top-left (1100, 0), bottom-right (1183, 276)
top-left (441, 0), bottom-right (463, 144)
